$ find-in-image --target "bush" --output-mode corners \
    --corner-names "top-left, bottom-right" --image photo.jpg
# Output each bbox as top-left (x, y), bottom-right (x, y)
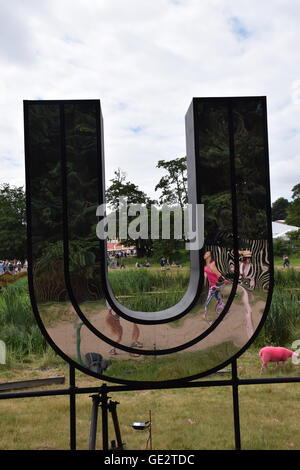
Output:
top-left (273, 238), bottom-right (292, 257)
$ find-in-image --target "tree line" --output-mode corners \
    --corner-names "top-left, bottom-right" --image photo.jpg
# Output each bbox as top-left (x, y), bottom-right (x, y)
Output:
top-left (0, 157), bottom-right (188, 261)
top-left (1, 160), bottom-right (299, 261)
top-left (271, 185), bottom-right (300, 227)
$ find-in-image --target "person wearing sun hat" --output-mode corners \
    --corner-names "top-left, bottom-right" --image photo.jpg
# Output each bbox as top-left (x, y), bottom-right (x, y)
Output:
top-left (239, 250), bottom-right (254, 284)
top-left (238, 250), bottom-right (255, 338)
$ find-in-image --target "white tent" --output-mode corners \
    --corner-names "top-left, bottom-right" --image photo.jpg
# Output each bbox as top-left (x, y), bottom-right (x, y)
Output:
top-left (272, 221), bottom-right (299, 239)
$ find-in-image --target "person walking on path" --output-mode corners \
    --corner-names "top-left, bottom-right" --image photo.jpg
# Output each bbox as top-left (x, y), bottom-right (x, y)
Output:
top-left (105, 300), bottom-right (142, 357)
top-left (283, 254), bottom-right (290, 269)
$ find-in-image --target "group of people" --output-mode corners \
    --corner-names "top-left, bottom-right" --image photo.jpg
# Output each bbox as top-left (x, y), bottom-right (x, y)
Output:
top-left (108, 250), bottom-right (137, 269)
top-left (159, 257), bottom-right (182, 270)
top-left (0, 259), bottom-right (28, 275)
top-left (135, 260), bottom-right (150, 268)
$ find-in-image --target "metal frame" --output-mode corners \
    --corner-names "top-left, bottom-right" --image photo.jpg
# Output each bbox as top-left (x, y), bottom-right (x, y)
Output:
top-left (2, 96), bottom-right (296, 450)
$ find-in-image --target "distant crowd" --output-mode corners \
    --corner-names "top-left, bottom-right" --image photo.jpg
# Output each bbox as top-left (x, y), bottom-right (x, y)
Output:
top-left (108, 252), bottom-right (183, 270)
top-left (0, 259), bottom-right (28, 275)
top-left (107, 249), bottom-right (136, 269)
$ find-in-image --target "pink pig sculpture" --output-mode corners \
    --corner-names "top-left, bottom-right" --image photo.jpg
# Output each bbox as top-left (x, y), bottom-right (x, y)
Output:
top-left (259, 347), bottom-right (299, 374)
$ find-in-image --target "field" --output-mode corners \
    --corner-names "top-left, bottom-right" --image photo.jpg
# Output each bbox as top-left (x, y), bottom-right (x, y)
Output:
top-left (0, 256), bottom-right (300, 450)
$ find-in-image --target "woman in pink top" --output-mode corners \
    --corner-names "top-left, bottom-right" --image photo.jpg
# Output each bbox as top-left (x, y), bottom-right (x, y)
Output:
top-left (203, 251), bottom-right (228, 323)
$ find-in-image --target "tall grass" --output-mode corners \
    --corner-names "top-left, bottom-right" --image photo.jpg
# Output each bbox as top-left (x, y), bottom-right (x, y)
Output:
top-left (256, 268), bottom-right (300, 346)
top-left (274, 268), bottom-right (300, 288)
top-left (117, 291), bottom-right (186, 312)
top-left (108, 268), bottom-right (190, 295)
top-left (0, 280), bottom-right (47, 360)
top-left (257, 289), bottom-right (300, 346)
top-left (108, 268), bottom-right (190, 311)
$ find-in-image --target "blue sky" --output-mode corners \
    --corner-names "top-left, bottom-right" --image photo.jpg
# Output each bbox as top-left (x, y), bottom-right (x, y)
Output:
top-left (0, 0), bottom-right (300, 203)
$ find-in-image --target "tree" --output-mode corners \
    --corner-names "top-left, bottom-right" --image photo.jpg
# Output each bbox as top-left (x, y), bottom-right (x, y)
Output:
top-left (155, 157), bottom-right (188, 210)
top-left (106, 169), bottom-right (152, 208)
top-left (286, 183), bottom-right (300, 227)
top-left (154, 157), bottom-right (188, 255)
top-left (271, 197), bottom-right (289, 221)
top-left (0, 184), bottom-right (27, 260)
top-left (287, 229), bottom-right (300, 241)
top-left (272, 238), bottom-right (292, 257)
top-left (105, 169), bottom-right (156, 257)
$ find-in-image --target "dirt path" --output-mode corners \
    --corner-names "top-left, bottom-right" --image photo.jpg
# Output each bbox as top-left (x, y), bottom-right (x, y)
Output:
top-left (46, 291), bottom-right (265, 363)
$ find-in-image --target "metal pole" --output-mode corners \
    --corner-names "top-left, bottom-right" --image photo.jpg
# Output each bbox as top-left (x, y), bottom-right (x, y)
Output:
top-left (101, 384), bottom-right (109, 450)
top-left (89, 394), bottom-right (100, 450)
top-left (231, 360), bottom-right (241, 450)
top-left (149, 410), bottom-right (152, 450)
top-left (69, 365), bottom-right (76, 450)
top-left (109, 400), bottom-right (123, 449)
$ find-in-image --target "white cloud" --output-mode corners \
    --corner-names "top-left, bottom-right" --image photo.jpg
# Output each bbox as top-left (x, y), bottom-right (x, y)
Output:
top-left (0, 0), bottom-right (300, 201)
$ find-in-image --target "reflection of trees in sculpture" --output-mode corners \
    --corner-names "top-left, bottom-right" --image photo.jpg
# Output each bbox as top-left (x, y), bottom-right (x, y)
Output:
top-left (33, 241), bottom-right (102, 303)
top-left (29, 103), bottom-right (100, 258)
top-left (196, 104), bottom-right (233, 244)
top-left (29, 104), bottom-right (62, 257)
top-left (233, 102), bottom-right (268, 240)
top-left (195, 100), bottom-right (268, 244)
top-left (64, 103), bottom-right (99, 244)
top-left (202, 193), bottom-right (232, 247)
top-left (29, 103), bottom-right (102, 303)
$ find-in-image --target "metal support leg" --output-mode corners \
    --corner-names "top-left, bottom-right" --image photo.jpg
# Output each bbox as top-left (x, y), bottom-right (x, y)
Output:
top-left (109, 400), bottom-right (124, 450)
top-left (69, 365), bottom-right (76, 450)
top-left (101, 384), bottom-right (109, 450)
top-left (89, 394), bottom-right (100, 450)
top-left (231, 359), bottom-right (241, 450)
top-left (89, 385), bottom-right (124, 451)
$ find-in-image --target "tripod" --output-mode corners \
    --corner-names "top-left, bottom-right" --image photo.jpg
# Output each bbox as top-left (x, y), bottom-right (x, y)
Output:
top-left (89, 384), bottom-right (124, 450)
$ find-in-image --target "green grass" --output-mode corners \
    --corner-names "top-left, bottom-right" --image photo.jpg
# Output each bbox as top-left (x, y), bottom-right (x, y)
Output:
top-left (105, 341), bottom-right (239, 382)
top-left (1, 343), bottom-right (300, 450)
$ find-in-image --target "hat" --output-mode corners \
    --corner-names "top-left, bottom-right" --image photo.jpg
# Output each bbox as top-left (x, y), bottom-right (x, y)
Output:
top-left (239, 250), bottom-right (252, 258)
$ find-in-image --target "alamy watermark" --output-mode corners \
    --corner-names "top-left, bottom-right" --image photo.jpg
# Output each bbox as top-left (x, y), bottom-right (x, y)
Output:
top-left (96, 197), bottom-right (204, 250)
